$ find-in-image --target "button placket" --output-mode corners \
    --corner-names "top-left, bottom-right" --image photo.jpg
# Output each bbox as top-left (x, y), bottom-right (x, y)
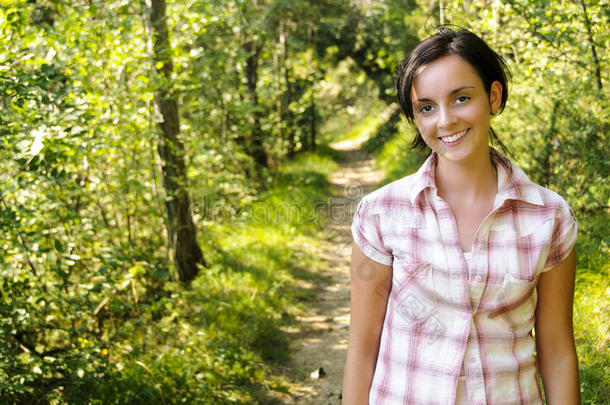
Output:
top-left (463, 331), bottom-right (487, 404)
top-left (464, 355), bottom-right (487, 404)
top-left (470, 226), bottom-right (490, 314)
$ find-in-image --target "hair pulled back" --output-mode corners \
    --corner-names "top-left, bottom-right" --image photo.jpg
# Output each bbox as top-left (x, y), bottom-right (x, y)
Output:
top-left (395, 27), bottom-right (513, 170)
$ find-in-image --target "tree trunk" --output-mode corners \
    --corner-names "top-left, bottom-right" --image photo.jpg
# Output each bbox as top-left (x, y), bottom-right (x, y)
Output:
top-left (149, 0), bottom-right (205, 284)
top-left (578, 0), bottom-right (603, 91)
top-left (308, 25), bottom-right (316, 152)
top-left (244, 40), bottom-right (268, 167)
top-left (541, 100), bottom-right (560, 187)
top-left (273, 50), bottom-right (283, 146)
top-left (279, 21), bottom-right (295, 157)
top-left (310, 85), bottom-right (316, 152)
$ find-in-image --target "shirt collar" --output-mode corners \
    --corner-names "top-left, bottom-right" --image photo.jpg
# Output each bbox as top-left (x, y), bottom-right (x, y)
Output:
top-left (495, 159), bottom-right (544, 207)
top-left (407, 152), bottom-right (438, 204)
top-left (407, 151), bottom-right (544, 207)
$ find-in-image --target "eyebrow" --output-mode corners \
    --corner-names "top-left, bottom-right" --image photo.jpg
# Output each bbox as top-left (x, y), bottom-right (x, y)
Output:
top-left (415, 86), bottom-right (475, 103)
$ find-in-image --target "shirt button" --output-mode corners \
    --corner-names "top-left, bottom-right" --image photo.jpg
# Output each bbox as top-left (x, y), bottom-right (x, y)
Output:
top-left (473, 275), bottom-right (482, 282)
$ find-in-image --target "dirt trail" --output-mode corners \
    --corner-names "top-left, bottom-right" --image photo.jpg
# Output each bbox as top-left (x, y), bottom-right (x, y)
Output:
top-left (283, 135), bottom-right (385, 404)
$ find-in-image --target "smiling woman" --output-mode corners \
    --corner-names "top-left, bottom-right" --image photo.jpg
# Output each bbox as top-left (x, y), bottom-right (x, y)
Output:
top-left (342, 28), bottom-right (581, 405)
top-left (410, 54), bottom-right (502, 167)
top-left (396, 27), bottom-right (513, 176)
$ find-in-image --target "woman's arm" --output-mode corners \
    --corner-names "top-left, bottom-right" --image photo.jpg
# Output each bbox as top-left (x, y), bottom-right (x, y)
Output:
top-left (534, 248), bottom-right (581, 404)
top-left (342, 242), bottom-right (392, 405)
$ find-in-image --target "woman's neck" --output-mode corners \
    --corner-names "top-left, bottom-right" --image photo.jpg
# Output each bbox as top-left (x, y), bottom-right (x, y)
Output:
top-left (435, 151), bottom-right (498, 204)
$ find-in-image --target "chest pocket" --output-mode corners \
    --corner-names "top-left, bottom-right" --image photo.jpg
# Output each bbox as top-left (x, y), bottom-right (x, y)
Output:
top-left (487, 272), bottom-right (538, 330)
top-left (390, 262), bottom-right (438, 327)
top-left (489, 209), bottom-right (556, 281)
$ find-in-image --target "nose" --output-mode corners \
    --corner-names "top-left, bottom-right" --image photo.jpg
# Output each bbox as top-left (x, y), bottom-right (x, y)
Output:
top-left (438, 106), bottom-right (458, 129)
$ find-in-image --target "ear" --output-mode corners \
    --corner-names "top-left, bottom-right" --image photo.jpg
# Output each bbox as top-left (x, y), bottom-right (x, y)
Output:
top-left (489, 81), bottom-right (503, 114)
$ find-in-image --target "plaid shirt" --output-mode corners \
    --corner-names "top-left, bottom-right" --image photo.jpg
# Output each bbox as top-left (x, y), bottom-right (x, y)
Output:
top-left (351, 152), bottom-right (577, 405)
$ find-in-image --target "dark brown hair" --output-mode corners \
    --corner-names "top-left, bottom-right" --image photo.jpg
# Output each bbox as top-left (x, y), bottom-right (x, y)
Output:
top-left (395, 27), bottom-right (514, 172)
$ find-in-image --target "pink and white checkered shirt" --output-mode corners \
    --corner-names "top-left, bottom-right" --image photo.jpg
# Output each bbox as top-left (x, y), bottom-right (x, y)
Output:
top-left (351, 152), bottom-right (577, 405)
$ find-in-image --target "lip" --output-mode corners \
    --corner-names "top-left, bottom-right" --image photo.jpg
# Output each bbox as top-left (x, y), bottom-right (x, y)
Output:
top-left (439, 128), bottom-right (469, 146)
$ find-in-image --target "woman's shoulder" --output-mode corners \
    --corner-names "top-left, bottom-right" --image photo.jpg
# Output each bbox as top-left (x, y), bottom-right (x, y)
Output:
top-left (359, 154), bottom-right (436, 209)
top-left (357, 170), bottom-right (422, 210)
top-left (354, 172), bottom-right (425, 230)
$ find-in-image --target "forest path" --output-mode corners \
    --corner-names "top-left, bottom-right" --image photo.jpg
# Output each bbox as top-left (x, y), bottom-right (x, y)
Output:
top-left (282, 134), bottom-right (385, 403)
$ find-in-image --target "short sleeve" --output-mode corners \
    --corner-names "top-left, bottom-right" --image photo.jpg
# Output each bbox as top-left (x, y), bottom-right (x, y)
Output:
top-left (542, 199), bottom-right (578, 272)
top-left (351, 198), bottom-right (393, 265)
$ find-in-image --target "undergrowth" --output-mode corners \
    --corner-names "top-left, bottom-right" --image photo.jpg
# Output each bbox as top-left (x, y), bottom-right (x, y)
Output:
top-left (12, 153), bottom-right (338, 404)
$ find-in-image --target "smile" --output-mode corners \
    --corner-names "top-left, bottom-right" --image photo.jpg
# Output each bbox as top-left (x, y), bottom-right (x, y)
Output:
top-left (440, 129), bottom-right (468, 144)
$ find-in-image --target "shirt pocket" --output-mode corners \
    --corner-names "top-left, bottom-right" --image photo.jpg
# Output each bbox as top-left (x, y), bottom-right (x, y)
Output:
top-left (489, 212), bottom-right (555, 281)
top-left (487, 272), bottom-right (537, 326)
top-left (391, 262), bottom-right (438, 327)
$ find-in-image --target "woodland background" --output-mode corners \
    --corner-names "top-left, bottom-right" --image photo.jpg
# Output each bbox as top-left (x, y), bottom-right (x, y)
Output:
top-left (0, 0), bottom-right (608, 403)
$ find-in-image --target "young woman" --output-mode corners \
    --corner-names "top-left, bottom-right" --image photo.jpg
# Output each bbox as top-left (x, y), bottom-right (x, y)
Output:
top-left (342, 28), bottom-right (580, 405)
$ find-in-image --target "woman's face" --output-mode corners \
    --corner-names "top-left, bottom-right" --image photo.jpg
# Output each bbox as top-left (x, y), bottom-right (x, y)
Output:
top-left (410, 54), bottom-right (502, 165)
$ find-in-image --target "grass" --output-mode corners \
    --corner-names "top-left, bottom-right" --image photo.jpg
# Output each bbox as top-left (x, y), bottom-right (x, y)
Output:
top-left (573, 213), bottom-right (610, 404)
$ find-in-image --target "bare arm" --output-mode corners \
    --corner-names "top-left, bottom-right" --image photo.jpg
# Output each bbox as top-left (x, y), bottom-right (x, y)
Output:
top-left (342, 242), bottom-right (392, 405)
top-left (534, 249), bottom-right (581, 404)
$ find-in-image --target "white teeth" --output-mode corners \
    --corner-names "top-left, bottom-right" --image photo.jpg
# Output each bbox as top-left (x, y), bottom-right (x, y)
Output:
top-left (441, 129), bottom-right (467, 143)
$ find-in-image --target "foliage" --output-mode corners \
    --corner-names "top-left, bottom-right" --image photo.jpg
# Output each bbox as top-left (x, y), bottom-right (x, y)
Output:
top-left (0, 0), bottom-right (341, 401)
top-left (0, 0), bottom-right (607, 402)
